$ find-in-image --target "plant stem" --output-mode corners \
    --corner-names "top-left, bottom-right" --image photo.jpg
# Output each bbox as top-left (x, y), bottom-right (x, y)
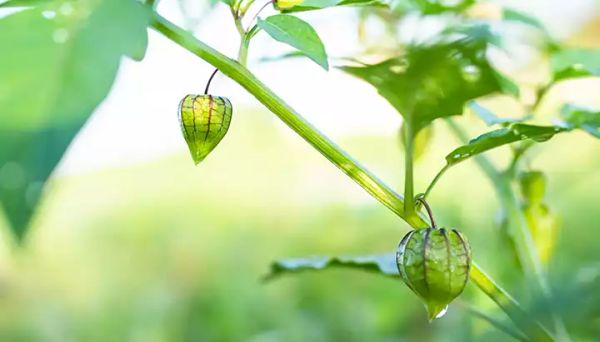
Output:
top-left (204, 68), bottom-right (220, 95)
top-left (446, 118), bottom-right (570, 342)
top-left (238, 35), bottom-right (250, 67)
top-left (245, 0), bottom-right (272, 31)
top-left (470, 265), bottom-right (552, 342)
top-left (149, 12), bottom-right (553, 341)
top-left (423, 164), bottom-right (449, 200)
top-left (150, 12), bottom-right (425, 227)
top-left (239, 0), bottom-right (258, 16)
top-left (458, 300), bottom-right (529, 342)
top-left (231, 7), bottom-right (246, 36)
top-left (403, 120), bottom-right (415, 215)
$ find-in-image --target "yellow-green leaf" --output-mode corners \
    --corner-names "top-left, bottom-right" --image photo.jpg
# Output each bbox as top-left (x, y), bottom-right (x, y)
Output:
top-left (257, 14), bottom-right (328, 70)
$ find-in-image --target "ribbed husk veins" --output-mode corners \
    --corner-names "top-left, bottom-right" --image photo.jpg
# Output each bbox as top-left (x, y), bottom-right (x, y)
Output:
top-left (396, 227), bottom-right (471, 321)
top-left (178, 95), bottom-right (232, 165)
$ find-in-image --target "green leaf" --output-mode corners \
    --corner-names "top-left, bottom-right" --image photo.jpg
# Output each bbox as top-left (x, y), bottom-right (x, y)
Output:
top-left (446, 124), bottom-right (567, 166)
top-left (264, 253), bottom-right (399, 281)
top-left (0, 0), bottom-right (149, 131)
top-left (259, 50), bottom-right (307, 63)
top-left (502, 8), bottom-right (546, 32)
top-left (341, 35), bottom-right (516, 132)
top-left (0, 128), bottom-right (80, 239)
top-left (0, 0), bottom-right (50, 8)
top-left (443, 23), bottom-right (502, 48)
top-left (257, 14), bottom-right (328, 70)
top-left (0, 0), bottom-right (149, 241)
top-left (468, 101), bottom-right (527, 126)
top-left (551, 49), bottom-right (600, 82)
top-left (280, 0), bottom-right (388, 12)
top-left (296, 0), bottom-right (340, 8)
top-left (407, 0), bottom-right (474, 14)
top-left (560, 104), bottom-right (600, 138)
top-left (502, 6), bottom-right (557, 50)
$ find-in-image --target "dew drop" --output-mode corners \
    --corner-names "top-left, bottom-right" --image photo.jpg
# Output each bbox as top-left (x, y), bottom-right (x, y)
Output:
top-left (435, 306), bottom-right (448, 319)
top-left (53, 28), bottom-right (69, 44)
top-left (390, 59), bottom-right (409, 74)
top-left (461, 65), bottom-right (481, 82)
top-left (453, 153), bottom-right (462, 159)
top-left (390, 65), bottom-right (406, 74)
top-left (42, 10), bottom-right (56, 19)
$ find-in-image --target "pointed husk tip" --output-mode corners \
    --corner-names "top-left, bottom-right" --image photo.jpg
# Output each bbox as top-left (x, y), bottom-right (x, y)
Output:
top-left (426, 302), bottom-right (449, 322)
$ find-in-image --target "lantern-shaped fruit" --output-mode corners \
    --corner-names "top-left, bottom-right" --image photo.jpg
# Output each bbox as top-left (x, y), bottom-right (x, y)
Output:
top-left (178, 94), bottom-right (232, 164)
top-left (396, 199), bottom-right (472, 321)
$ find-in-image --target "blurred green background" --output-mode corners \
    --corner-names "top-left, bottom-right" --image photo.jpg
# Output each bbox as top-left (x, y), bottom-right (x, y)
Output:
top-left (1, 0), bottom-right (600, 341)
top-left (0, 107), bottom-right (598, 341)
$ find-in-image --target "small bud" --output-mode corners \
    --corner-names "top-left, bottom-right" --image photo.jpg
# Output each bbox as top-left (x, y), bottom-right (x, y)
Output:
top-left (274, 0), bottom-right (304, 10)
top-left (523, 203), bottom-right (559, 265)
top-left (519, 171), bottom-right (546, 205)
top-left (178, 95), bottom-right (233, 164)
top-left (396, 227), bottom-right (472, 321)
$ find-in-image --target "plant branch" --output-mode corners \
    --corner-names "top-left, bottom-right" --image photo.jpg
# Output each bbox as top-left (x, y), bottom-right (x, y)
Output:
top-left (423, 164), bottom-right (449, 200)
top-left (446, 118), bottom-right (570, 342)
top-left (245, 0), bottom-right (272, 31)
top-left (403, 120), bottom-right (416, 215)
top-left (149, 12), bottom-right (553, 341)
top-left (458, 301), bottom-right (529, 342)
top-left (470, 265), bottom-right (551, 341)
top-left (239, 0), bottom-right (258, 16)
top-left (230, 7), bottom-right (246, 36)
top-left (238, 34), bottom-right (251, 66)
top-left (149, 12), bottom-right (426, 228)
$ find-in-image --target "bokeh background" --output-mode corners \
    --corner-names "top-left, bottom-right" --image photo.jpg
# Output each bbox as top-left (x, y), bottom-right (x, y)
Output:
top-left (1, 0), bottom-right (599, 341)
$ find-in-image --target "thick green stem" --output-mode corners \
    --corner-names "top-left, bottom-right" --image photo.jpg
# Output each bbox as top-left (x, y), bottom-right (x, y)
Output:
top-left (446, 119), bottom-right (570, 342)
top-left (231, 8), bottom-right (245, 36)
top-left (149, 12), bottom-right (553, 341)
top-left (238, 35), bottom-right (250, 67)
top-left (403, 121), bottom-right (415, 215)
top-left (150, 12), bottom-right (425, 227)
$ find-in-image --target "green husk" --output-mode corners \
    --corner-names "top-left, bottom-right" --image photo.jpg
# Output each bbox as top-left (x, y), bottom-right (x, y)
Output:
top-left (178, 95), bottom-right (233, 164)
top-left (396, 228), bottom-right (472, 321)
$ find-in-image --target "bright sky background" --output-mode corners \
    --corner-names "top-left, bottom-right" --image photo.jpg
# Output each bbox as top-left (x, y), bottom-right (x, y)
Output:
top-left (7, 0), bottom-right (593, 175)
